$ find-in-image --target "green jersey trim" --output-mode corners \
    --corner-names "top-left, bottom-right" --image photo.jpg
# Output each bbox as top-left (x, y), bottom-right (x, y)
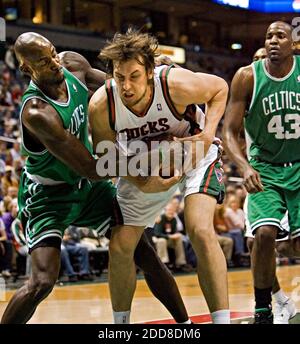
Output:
top-left (20, 96), bottom-right (48, 156)
top-left (30, 78), bottom-right (71, 107)
top-left (262, 56), bottom-right (296, 82)
top-left (65, 68), bottom-right (89, 92)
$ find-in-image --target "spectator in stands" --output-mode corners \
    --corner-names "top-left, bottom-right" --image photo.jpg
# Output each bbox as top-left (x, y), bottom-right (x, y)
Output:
top-left (0, 141), bottom-right (8, 160)
top-left (11, 218), bottom-right (31, 276)
top-left (2, 124), bottom-right (17, 148)
top-left (1, 165), bottom-right (18, 196)
top-left (0, 198), bottom-right (18, 277)
top-left (153, 203), bottom-right (190, 272)
top-left (4, 46), bottom-right (16, 75)
top-left (224, 196), bottom-right (246, 266)
top-left (61, 227), bottom-right (93, 282)
top-left (170, 196), bottom-right (197, 267)
top-left (9, 138), bottom-right (21, 163)
top-left (0, 216), bottom-right (7, 276)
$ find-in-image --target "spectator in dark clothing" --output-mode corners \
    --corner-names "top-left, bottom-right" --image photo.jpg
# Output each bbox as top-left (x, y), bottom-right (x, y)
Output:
top-left (0, 198), bottom-right (17, 277)
top-left (60, 227), bottom-right (92, 282)
top-left (153, 203), bottom-right (188, 270)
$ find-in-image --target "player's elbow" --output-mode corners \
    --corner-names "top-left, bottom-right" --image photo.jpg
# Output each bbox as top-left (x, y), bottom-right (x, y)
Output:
top-left (216, 77), bottom-right (229, 98)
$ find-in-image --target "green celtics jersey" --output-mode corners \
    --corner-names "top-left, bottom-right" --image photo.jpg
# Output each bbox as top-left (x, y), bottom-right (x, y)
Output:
top-left (245, 56), bottom-right (300, 163)
top-left (20, 67), bottom-right (92, 185)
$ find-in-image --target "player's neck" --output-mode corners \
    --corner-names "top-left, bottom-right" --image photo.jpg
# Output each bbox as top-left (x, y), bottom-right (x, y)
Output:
top-left (35, 78), bottom-right (67, 102)
top-left (129, 84), bottom-right (153, 116)
top-left (265, 55), bottom-right (294, 78)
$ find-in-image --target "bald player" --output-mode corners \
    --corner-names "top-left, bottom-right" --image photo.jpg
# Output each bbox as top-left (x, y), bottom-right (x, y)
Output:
top-left (1, 32), bottom-right (189, 324)
top-left (223, 22), bottom-right (300, 323)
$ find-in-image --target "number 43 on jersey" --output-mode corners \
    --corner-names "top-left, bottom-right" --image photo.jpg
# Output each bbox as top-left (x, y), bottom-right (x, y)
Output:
top-left (268, 114), bottom-right (300, 139)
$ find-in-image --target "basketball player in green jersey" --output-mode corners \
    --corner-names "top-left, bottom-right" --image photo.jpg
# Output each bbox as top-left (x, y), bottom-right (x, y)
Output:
top-left (223, 22), bottom-right (300, 323)
top-left (243, 47), bottom-right (296, 324)
top-left (1, 32), bottom-right (189, 324)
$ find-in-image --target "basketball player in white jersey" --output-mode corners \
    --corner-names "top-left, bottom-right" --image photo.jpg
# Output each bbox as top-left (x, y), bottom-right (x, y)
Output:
top-left (89, 29), bottom-right (229, 324)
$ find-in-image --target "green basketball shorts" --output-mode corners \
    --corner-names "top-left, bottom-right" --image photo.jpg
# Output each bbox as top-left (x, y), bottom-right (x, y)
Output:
top-left (247, 159), bottom-right (300, 239)
top-left (18, 172), bottom-right (118, 252)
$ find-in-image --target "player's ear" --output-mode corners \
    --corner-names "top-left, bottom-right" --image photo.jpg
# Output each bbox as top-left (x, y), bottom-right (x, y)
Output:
top-left (147, 68), bottom-right (154, 81)
top-left (20, 63), bottom-right (31, 76)
top-left (292, 40), bottom-right (299, 52)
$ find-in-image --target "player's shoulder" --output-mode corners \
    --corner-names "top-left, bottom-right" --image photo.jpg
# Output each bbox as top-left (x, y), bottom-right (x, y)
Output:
top-left (23, 97), bottom-right (52, 113)
top-left (22, 98), bottom-right (57, 129)
top-left (235, 64), bottom-right (254, 81)
top-left (59, 51), bottom-right (90, 72)
top-left (229, 64), bottom-right (254, 98)
top-left (89, 84), bottom-right (108, 115)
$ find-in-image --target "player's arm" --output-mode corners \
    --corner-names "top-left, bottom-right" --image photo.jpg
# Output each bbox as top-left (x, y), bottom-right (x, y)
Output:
top-left (89, 88), bottom-right (181, 192)
top-left (169, 68), bottom-right (228, 140)
top-left (222, 66), bottom-right (263, 193)
top-left (59, 51), bottom-right (106, 93)
top-left (22, 99), bottom-right (102, 181)
top-left (166, 69), bottom-right (227, 170)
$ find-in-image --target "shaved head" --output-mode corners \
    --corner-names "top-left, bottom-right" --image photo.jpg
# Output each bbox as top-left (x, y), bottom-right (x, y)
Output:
top-left (14, 32), bottom-right (63, 85)
top-left (14, 32), bottom-right (52, 63)
top-left (267, 21), bottom-right (293, 37)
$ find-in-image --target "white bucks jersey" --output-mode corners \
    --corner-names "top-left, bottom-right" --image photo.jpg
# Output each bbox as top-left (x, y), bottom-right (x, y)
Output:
top-left (105, 65), bottom-right (205, 155)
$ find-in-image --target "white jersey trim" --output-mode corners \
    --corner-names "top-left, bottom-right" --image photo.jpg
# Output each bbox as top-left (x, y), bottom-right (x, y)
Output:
top-left (262, 56), bottom-right (295, 82)
top-left (30, 70), bottom-right (71, 107)
top-left (24, 168), bottom-right (66, 185)
top-left (248, 62), bottom-right (257, 112)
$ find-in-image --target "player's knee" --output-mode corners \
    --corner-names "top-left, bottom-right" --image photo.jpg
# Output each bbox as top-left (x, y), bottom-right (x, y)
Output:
top-left (109, 240), bottom-right (135, 263)
top-left (255, 226), bottom-right (277, 247)
top-left (28, 277), bottom-right (56, 300)
top-left (188, 225), bottom-right (215, 245)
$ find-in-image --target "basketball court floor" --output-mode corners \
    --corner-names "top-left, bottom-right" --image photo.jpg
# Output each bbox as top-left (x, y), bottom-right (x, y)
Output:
top-left (1, 265), bottom-right (300, 324)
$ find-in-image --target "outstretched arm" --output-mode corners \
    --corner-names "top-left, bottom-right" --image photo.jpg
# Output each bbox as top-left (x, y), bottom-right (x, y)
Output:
top-left (222, 66), bottom-right (263, 193)
top-left (23, 99), bottom-right (102, 181)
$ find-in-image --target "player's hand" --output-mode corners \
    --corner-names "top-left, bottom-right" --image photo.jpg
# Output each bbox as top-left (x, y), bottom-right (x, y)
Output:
top-left (243, 166), bottom-right (264, 193)
top-left (155, 55), bottom-right (173, 66)
top-left (174, 131), bottom-right (214, 172)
